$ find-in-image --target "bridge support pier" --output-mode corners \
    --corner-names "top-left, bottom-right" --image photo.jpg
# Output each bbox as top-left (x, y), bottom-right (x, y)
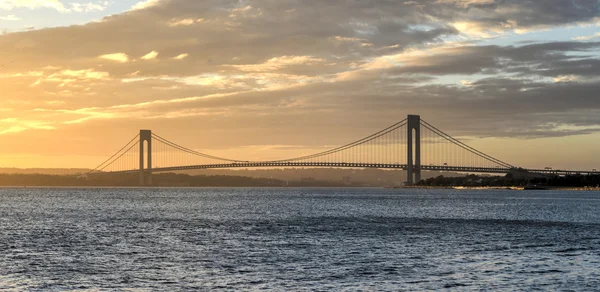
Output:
top-left (139, 130), bottom-right (152, 186)
top-left (407, 115), bottom-right (421, 185)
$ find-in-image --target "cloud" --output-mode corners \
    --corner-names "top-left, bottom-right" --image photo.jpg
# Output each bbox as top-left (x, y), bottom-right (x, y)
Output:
top-left (69, 2), bottom-right (109, 13)
top-left (55, 69), bottom-right (109, 79)
top-left (228, 56), bottom-right (325, 72)
top-left (574, 32), bottom-right (600, 41)
top-left (0, 117), bottom-right (55, 135)
top-left (437, 0), bottom-right (600, 36)
top-left (172, 53), bottom-right (188, 60)
top-left (25, 68), bottom-right (109, 87)
top-left (168, 18), bottom-right (203, 27)
top-left (98, 53), bottom-right (129, 63)
top-left (131, 0), bottom-right (162, 11)
top-left (554, 75), bottom-right (578, 83)
top-left (140, 50), bottom-right (158, 60)
top-left (0, 14), bottom-right (20, 21)
top-left (435, 0), bottom-right (496, 7)
top-left (0, 0), bottom-right (109, 14)
top-left (0, 0), bottom-right (68, 13)
top-left (1, 0), bottom-right (600, 143)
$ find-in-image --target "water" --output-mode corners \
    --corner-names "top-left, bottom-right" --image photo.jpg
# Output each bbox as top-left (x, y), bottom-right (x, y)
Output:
top-left (1, 187), bottom-right (599, 290)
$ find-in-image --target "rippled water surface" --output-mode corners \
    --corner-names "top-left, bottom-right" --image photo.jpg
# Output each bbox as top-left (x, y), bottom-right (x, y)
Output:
top-left (1, 187), bottom-right (600, 290)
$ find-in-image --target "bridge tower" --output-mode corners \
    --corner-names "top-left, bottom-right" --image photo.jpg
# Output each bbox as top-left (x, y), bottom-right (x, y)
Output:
top-left (139, 130), bottom-right (152, 186)
top-left (407, 115), bottom-right (421, 185)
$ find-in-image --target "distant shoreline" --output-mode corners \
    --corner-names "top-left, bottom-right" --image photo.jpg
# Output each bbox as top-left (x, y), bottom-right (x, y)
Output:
top-left (402, 186), bottom-right (600, 191)
top-left (0, 185), bottom-right (374, 189)
top-left (1, 185), bottom-right (599, 191)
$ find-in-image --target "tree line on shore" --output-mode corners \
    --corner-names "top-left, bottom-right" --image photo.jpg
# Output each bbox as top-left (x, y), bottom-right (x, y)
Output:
top-left (0, 173), bottom-right (362, 187)
top-left (416, 173), bottom-right (600, 187)
top-left (2, 172), bottom-right (599, 188)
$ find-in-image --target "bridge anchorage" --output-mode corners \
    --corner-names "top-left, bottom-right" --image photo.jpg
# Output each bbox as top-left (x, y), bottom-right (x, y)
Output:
top-left (89, 115), bottom-right (599, 186)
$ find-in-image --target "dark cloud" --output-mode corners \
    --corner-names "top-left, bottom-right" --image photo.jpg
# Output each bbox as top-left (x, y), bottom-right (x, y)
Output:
top-left (427, 0), bottom-right (600, 29)
top-left (3, 0), bottom-right (597, 76)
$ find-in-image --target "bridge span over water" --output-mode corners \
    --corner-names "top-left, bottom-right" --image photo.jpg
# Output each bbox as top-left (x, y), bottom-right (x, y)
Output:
top-left (90, 115), bottom-right (599, 186)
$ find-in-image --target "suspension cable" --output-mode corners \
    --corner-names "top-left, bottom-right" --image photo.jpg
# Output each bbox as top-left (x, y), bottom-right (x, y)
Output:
top-left (272, 119), bottom-right (408, 162)
top-left (421, 120), bottom-right (513, 168)
top-left (152, 133), bottom-right (242, 163)
top-left (88, 134), bottom-right (140, 173)
top-left (96, 141), bottom-right (140, 172)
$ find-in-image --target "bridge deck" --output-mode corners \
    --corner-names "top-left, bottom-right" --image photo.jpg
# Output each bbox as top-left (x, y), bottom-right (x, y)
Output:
top-left (94, 162), bottom-right (600, 176)
top-left (99, 162), bottom-right (510, 175)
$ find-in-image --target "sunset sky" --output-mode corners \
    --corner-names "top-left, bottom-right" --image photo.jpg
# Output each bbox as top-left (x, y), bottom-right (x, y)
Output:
top-left (1, 0), bottom-right (600, 170)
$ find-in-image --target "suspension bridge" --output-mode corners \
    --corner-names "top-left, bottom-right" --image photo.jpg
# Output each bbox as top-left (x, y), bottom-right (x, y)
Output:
top-left (89, 115), bottom-right (600, 186)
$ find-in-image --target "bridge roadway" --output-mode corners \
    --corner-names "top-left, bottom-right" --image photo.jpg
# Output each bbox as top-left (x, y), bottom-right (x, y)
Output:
top-left (99, 162), bottom-right (600, 176)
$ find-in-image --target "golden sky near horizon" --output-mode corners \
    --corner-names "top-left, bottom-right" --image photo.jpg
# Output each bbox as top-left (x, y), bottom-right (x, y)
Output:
top-left (1, 0), bottom-right (600, 170)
